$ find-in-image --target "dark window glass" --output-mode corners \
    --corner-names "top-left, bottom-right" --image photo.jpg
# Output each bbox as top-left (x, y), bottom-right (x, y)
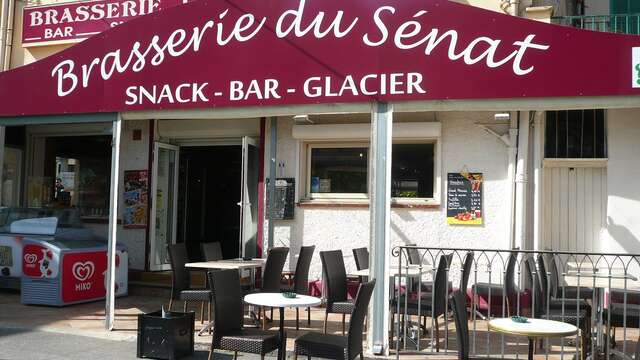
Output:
top-left (392, 144), bottom-right (434, 198)
top-left (32, 135), bottom-right (112, 218)
top-left (545, 111), bottom-right (557, 158)
top-left (544, 109), bottom-right (607, 159)
top-left (310, 147), bottom-right (368, 194)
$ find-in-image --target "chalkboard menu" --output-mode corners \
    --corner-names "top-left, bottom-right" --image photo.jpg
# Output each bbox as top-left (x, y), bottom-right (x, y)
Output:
top-left (447, 172), bottom-right (483, 225)
top-left (266, 178), bottom-right (295, 220)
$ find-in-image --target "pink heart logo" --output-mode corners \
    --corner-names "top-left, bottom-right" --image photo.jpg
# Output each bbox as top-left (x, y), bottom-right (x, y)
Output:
top-left (72, 261), bottom-right (95, 282)
top-left (24, 254), bottom-right (37, 264)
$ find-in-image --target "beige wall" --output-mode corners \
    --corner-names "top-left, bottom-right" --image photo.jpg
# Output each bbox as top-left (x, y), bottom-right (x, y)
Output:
top-left (9, 0), bottom-right (74, 69)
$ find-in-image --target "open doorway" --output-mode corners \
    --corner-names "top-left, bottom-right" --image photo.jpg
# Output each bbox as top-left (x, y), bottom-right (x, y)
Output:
top-left (176, 146), bottom-right (242, 261)
top-left (149, 138), bottom-right (259, 270)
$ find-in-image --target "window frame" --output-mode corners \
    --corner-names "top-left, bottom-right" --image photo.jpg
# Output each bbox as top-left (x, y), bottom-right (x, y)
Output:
top-left (301, 139), bottom-right (441, 205)
top-left (543, 109), bottom-right (608, 161)
top-left (390, 139), bottom-right (440, 204)
top-left (305, 142), bottom-right (370, 200)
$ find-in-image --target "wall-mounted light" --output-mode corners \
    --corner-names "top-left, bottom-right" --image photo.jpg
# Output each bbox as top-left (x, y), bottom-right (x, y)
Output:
top-left (494, 112), bottom-right (511, 122)
top-left (293, 115), bottom-right (313, 124)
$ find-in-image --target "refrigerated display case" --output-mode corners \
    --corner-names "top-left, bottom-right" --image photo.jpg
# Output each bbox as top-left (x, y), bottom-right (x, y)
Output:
top-left (0, 207), bottom-right (127, 306)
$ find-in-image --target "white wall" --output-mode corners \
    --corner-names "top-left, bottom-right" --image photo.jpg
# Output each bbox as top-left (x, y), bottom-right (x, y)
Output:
top-left (602, 108), bottom-right (640, 254)
top-left (116, 120), bottom-right (150, 270)
top-left (271, 112), bottom-right (513, 279)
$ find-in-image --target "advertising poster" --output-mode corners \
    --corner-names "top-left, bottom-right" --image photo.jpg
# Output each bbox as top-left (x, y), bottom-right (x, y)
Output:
top-left (123, 170), bottom-right (148, 228)
top-left (447, 172), bottom-right (483, 225)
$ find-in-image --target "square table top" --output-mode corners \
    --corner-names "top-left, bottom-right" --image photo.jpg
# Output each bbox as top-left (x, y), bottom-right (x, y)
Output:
top-left (185, 258), bottom-right (265, 270)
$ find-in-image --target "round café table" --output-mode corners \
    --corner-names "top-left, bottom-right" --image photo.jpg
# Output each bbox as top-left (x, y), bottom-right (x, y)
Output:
top-left (244, 293), bottom-right (321, 360)
top-left (488, 318), bottom-right (578, 360)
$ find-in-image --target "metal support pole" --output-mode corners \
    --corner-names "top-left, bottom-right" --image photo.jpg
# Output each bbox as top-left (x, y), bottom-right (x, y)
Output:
top-left (267, 117), bottom-right (277, 250)
top-left (368, 102), bottom-right (392, 355)
top-left (0, 126), bottom-right (5, 205)
top-left (105, 116), bottom-right (122, 330)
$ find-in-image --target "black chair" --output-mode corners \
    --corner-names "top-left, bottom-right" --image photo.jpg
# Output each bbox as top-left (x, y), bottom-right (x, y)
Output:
top-left (546, 254), bottom-right (594, 300)
top-left (471, 251), bottom-right (518, 316)
top-left (261, 247), bottom-right (289, 292)
top-left (459, 251), bottom-right (475, 292)
top-left (201, 242), bottom-right (223, 261)
top-left (282, 245), bottom-right (315, 329)
top-left (450, 290), bottom-right (502, 360)
top-left (207, 270), bottom-right (284, 360)
top-left (536, 254), bottom-right (590, 312)
top-left (526, 257), bottom-right (590, 359)
top-left (253, 247), bottom-right (289, 327)
top-left (321, 250), bottom-right (355, 335)
top-left (392, 254), bottom-right (451, 352)
top-left (406, 244), bottom-right (422, 266)
top-left (416, 253), bottom-right (454, 294)
top-left (294, 280), bottom-right (376, 360)
top-left (167, 243), bottom-right (212, 324)
top-left (603, 298), bottom-right (640, 351)
top-left (352, 247), bottom-right (369, 271)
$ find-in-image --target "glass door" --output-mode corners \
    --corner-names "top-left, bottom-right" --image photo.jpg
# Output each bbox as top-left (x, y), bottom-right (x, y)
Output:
top-left (239, 137), bottom-right (259, 259)
top-left (150, 142), bottom-right (179, 270)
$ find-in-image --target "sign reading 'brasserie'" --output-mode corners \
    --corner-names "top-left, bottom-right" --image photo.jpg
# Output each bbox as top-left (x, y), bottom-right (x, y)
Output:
top-left (22, 0), bottom-right (191, 46)
top-left (1, 0), bottom-right (640, 117)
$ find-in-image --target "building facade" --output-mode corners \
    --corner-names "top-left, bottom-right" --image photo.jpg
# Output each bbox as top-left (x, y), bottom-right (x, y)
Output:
top-left (0, 0), bottom-right (639, 293)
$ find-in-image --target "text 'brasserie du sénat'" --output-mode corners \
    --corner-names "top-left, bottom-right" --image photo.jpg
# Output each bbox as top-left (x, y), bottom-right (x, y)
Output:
top-left (50, 0), bottom-right (550, 105)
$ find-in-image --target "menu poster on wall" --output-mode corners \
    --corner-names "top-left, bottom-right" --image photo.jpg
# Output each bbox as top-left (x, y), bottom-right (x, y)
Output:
top-left (447, 172), bottom-right (483, 225)
top-left (123, 170), bottom-right (148, 229)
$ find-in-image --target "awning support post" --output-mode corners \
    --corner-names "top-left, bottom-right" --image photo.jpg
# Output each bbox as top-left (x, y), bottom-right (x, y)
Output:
top-left (105, 116), bottom-right (122, 330)
top-left (0, 126), bottom-right (5, 204)
top-left (368, 102), bottom-right (392, 356)
top-left (267, 116), bottom-right (277, 250)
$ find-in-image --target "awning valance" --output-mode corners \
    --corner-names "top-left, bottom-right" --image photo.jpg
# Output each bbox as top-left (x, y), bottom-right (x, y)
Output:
top-left (1, 0), bottom-right (640, 117)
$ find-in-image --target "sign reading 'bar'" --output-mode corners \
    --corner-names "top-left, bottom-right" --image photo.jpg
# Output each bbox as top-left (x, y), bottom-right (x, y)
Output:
top-left (22, 0), bottom-right (191, 46)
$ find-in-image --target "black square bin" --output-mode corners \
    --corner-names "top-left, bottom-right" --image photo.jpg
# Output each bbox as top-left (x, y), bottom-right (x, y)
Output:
top-left (137, 310), bottom-right (195, 360)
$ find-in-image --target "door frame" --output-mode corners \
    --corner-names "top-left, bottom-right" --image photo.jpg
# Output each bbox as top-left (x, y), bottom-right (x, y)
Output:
top-left (149, 142), bottom-right (180, 271)
top-left (239, 136), bottom-right (259, 258)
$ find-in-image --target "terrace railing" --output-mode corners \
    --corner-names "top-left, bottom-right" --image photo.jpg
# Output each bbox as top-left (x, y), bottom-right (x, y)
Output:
top-left (391, 246), bottom-right (640, 360)
top-left (551, 14), bottom-right (640, 35)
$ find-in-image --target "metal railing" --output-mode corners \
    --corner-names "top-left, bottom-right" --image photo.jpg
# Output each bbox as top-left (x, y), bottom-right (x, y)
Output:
top-left (551, 14), bottom-right (640, 35)
top-left (391, 246), bottom-right (640, 359)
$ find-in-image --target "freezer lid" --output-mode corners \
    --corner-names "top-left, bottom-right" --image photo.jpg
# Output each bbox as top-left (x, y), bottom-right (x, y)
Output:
top-left (0, 207), bottom-right (84, 236)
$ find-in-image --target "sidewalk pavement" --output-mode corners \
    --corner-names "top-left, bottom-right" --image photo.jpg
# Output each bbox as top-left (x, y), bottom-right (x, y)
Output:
top-left (0, 327), bottom-right (247, 360)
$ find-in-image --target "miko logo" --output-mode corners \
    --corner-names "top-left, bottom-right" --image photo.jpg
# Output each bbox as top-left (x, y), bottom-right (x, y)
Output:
top-left (72, 261), bottom-right (95, 281)
top-left (24, 254), bottom-right (37, 264)
top-left (72, 261), bottom-right (95, 291)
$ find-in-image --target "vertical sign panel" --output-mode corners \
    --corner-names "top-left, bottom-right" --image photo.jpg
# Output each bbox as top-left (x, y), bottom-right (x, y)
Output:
top-left (447, 172), bottom-right (483, 225)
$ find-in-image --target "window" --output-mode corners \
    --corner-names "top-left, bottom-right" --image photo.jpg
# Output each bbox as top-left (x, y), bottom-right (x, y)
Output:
top-left (392, 143), bottom-right (435, 198)
top-left (306, 142), bottom-right (437, 200)
top-left (28, 135), bottom-right (112, 219)
top-left (544, 110), bottom-right (607, 159)
top-left (308, 145), bottom-right (368, 198)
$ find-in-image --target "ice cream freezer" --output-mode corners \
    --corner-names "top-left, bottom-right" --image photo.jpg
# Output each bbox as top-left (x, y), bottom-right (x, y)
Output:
top-left (0, 207), bottom-right (128, 306)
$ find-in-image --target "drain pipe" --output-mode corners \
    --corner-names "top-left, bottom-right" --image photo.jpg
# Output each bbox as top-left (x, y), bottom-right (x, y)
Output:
top-left (513, 112), bottom-right (531, 250)
top-left (2, 0), bottom-right (15, 71)
top-left (0, 0), bottom-right (9, 71)
top-left (507, 112), bottom-right (519, 249)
